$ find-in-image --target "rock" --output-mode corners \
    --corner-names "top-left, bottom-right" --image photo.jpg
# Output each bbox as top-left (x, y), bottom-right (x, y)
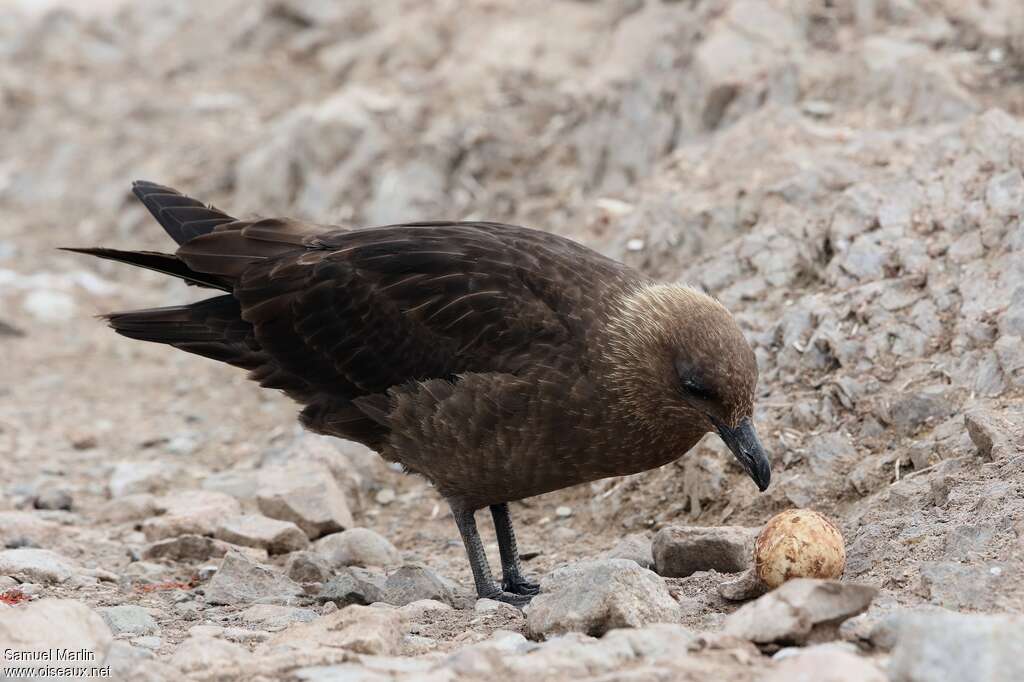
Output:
top-left (97, 494), bottom-right (160, 523)
top-left (603, 533), bottom-right (654, 569)
top-left (105, 640), bottom-right (179, 681)
top-left (718, 567), bottom-right (768, 602)
top-left (374, 488), bottom-right (395, 505)
top-left (98, 605), bottom-right (160, 636)
top-left (22, 289), bottom-right (75, 322)
top-left (0, 511), bottom-right (61, 547)
top-left (555, 506), bottom-right (573, 518)
top-left (888, 392), bottom-right (952, 433)
top-left (474, 598), bottom-right (519, 616)
top-left (33, 487), bottom-right (72, 511)
top-left (986, 169), bottom-right (1024, 218)
top-left (917, 561), bottom-right (995, 609)
top-left (108, 461), bottom-right (180, 497)
top-left (313, 527), bottom-right (400, 568)
top-left (525, 559), bottom-right (681, 638)
top-left (170, 635), bottom-right (251, 672)
top-left (766, 643), bottom-right (885, 682)
top-left (215, 514), bottom-right (309, 554)
top-left (400, 598), bottom-right (454, 621)
top-left (285, 551), bottom-right (332, 583)
top-left (131, 636), bottom-right (162, 649)
top-left (265, 604), bottom-right (403, 655)
top-left (240, 604), bottom-right (318, 630)
top-left (0, 599), bottom-right (113, 671)
top-left (383, 564), bottom-right (454, 607)
top-left (142, 534), bottom-right (265, 563)
top-left (965, 408), bottom-right (1015, 460)
top-left (652, 525), bottom-right (756, 577)
top-left (203, 551), bottom-right (303, 605)
top-left (0, 548), bottom-right (78, 583)
top-left (317, 567), bottom-right (387, 607)
top-left (257, 462), bottom-right (354, 539)
top-left (724, 579), bottom-right (878, 644)
top-left (202, 468), bottom-right (261, 504)
top-left (1000, 288), bottom-right (1024, 338)
top-left (888, 611), bottom-right (1024, 682)
top-left (142, 491), bottom-right (242, 541)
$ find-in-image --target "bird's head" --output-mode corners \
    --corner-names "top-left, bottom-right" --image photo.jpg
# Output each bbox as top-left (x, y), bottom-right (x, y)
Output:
top-left (605, 283), bottom-right (771, 492)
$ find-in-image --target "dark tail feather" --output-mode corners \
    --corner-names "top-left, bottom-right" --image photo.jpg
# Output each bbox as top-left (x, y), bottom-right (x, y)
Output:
top-left (105, 295), bottom-right (263, 370)
top-left (131, 180), bottom-right (235, 245)
top-left (60, 247), bottom-right (231, 290)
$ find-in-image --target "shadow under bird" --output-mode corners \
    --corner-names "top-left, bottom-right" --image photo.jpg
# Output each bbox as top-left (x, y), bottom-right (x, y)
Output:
top-left (67, 181), bottom-right (771, 605)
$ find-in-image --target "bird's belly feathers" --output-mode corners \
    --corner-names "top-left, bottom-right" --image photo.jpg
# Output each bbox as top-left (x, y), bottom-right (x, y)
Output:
top-left (378, 371), bottom-right (696, 509)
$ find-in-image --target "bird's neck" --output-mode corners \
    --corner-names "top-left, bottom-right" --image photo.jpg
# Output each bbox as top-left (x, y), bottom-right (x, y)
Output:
top-left (595, 284), bottom-right (708, 461)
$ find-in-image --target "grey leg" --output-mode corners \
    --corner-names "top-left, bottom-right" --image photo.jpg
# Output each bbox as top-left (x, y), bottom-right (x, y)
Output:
top-left (451, 506), bottom-right (533, 607)
top-left (489, 503), bottom-right (540, 596)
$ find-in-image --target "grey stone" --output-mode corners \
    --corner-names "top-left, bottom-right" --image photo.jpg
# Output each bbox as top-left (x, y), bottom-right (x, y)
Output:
top-left (888, 611), bottom-right (1024, 682)
top-left (293, 664), bottom-right (389, 682)
top-left (142, 491), bottom-right (242, 541)
top-left (108, 461), bottom-right (180, 497)
top-left (525, 559), bottom-right (681, 638)
top-left (400, 598), bottom-right (454, 620)
top-left (105, 639), bottom-right (178, 682)
top-left (0, 512), bottom-right (60, 548)
top-left (765, 643), bottom-right (884, 682)
top-left (918, 562), bottom-right (997, 609)
top-left (652, 525), bottom-right (756, 577)
top-left (215, 514), bottom-right (309, 554)
top-left (284, 551), bottom-right (332, 583)
top-left (964, 408), bottom-right (1015, 460)
top-left (995, 335), bottom-right (1024, 386)
top-left (240, 604), bottom-right (318, 630)
top-left (203, 551), bottom-right (303, 605)
top-left (98, 605), bottom-right (160, 636)
top-left (22, 289), bottom-right (75, 322)
top-left (999, 287), bottom-right (1024, 337)
top-left (257, 462), bottom-right (354, 539)
top-left (603, 533), bottom-right (654, 569)
top-left (0, 600), bottom-right (113, 672)
top-left (805, 431), bottom-right (858, 477)
top-left (170, 635), bottom-right (251, 673)
top-left (724, 579), bottom-right (878, 644)
top-left (142, 534), bottom-right (265, 563)
top-left (986, 169), bottom-right (1024, 218)
top-left (474, 598), bottom-right (518, 616)
top-left (0, 548), bottom-right (78, 583)
top-left (313, 527), bottom-right (400, 568)
top-left (33, 487), bottom-right (72, 511)
top-left (265, 604), bottom-right (403, 656)
top-left (888, 392), bottom-right (953, 432)
top-left (943, 524), bottom-right (995, 559)
top-left (318, 567), bottom-right (388, 607)
top-left (383, 564), bottom-right (454, 606)
top-left (201, 468), bottom-right (261, 503)
top-left (97, 494), bottom-right (160, 523)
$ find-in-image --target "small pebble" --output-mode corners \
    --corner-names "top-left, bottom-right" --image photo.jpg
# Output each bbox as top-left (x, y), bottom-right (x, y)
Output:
top-left (375, 488), bottom-right (396, 505)
top-left (131, 636), bottom-right (161, 650)
top-left (555, 506), bottom-right (573, 518)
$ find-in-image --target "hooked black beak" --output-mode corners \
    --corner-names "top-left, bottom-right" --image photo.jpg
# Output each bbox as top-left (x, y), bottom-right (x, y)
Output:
top-left (712, 416), bottom-right (771, 492)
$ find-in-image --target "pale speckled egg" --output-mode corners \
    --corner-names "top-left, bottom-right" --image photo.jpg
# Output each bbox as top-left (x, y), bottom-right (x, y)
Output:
top-left (754, 509), bottom-right (845, 589)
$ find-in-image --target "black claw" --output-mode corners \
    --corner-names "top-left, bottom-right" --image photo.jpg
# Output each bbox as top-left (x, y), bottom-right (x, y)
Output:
top-left (502, 577), bottom-right (540, 596)
top-left (481, 587), bottom-right (534, 607)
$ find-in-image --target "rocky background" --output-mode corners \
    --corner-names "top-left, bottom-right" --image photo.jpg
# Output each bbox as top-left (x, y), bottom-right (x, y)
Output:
top-left (2, 0), bottom-right (1024, 680)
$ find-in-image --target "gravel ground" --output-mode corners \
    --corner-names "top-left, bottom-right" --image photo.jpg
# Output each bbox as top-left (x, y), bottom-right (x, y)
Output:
top-left (1, 1), bottom-right (1023, 680)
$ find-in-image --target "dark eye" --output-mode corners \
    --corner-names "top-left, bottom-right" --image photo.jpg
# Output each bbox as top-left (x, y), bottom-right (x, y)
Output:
top-left (681, 378), bottom-right (715, 402)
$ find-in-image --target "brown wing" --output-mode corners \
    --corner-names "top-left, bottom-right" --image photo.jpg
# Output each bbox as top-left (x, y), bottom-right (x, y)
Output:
top-left (202, 222), bottom-right (626, 402)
